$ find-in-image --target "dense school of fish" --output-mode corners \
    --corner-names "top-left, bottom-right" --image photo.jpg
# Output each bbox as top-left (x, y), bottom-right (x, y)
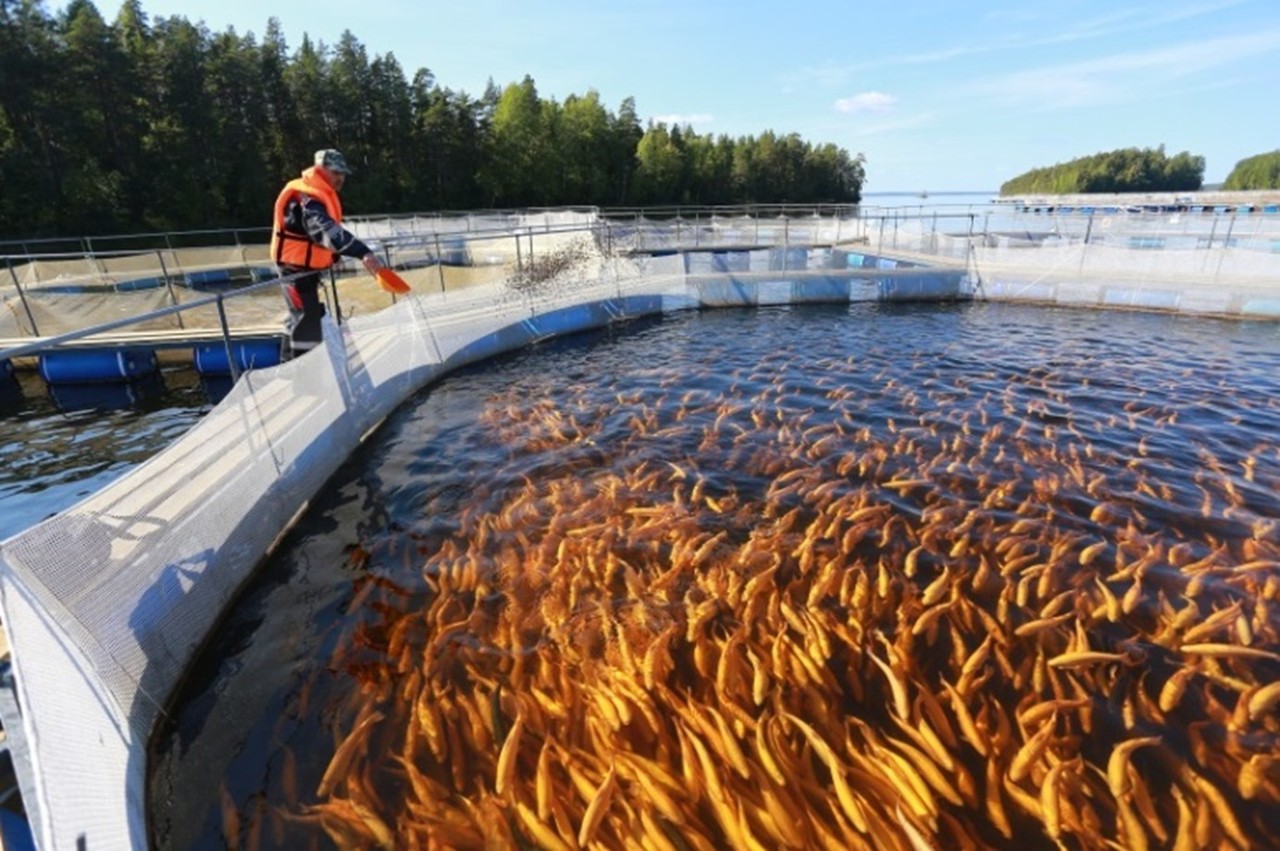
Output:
top-left (241, 350), bottom-right (1279, 850)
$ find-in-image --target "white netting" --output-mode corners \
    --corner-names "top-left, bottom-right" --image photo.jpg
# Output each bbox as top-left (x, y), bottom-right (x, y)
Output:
top-left (0, 215), bottom-right (612, 343)
top-left (0, 239), bottom-right (780, 847)
top-left (3, 204), bottom-right (1276, 849)
top-left (861, 208), bottom-right (1280, 315)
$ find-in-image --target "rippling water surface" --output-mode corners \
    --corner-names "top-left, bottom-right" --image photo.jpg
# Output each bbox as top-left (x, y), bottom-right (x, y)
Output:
top-left (0, 370), bottom-right (218, 540)
top-left (151, 302), bottom-right (1280, 850)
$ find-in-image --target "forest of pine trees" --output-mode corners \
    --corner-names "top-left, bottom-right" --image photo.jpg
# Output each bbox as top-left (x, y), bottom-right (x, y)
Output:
top-left (0, 0), bottom-right (866, 239)
top-left (999, 146), bottom-right (1205, 195)
top-left (1223, 151), bottom-right (1280, 190)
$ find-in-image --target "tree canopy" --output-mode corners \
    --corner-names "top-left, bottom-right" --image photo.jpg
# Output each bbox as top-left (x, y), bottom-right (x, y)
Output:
top-left (1223, 150), bottom-right (1280, 190)
top-left (999, 147), bottom-right (1204, 195)
top-left (0, 0), bottom-right (865, 239)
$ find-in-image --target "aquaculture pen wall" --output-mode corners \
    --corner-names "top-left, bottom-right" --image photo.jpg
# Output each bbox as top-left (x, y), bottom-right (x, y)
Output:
top-left (0, 214), bottom-right (963, 850)
top-left (871, 206), bottom-right (1280, 315)
top-left (1, 203), bottom-right (1278, 849)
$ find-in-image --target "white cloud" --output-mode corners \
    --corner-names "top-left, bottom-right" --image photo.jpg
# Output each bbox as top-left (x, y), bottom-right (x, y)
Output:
top-left (834, 92), bottom-right (898, 115)
top-left (652, 113), bottom-right (714, 127)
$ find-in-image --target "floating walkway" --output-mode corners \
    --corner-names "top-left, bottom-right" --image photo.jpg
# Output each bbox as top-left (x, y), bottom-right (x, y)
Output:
top-left (997, 189), bottom-right (1280, 215)
top-left (0, 325), bottom-right (286, 382)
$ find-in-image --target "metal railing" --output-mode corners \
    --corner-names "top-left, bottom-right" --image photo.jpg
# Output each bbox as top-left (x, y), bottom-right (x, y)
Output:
top-left (0, 204), bottom-right (855, 257)
top-left (7, 204), bottom-right (1275, 381)
top-left (0, 211), bottom-right (865, 377)
top-left (0, 268), bottom-right (324, 384)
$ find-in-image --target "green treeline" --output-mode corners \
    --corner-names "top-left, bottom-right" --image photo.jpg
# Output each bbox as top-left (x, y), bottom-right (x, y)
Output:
top-left (1223, 151), bottom-right (1280, 190)
top-left (0, 0), bottom-right (865, 240)
top-left (999, 147), bottom-right (1204, 195)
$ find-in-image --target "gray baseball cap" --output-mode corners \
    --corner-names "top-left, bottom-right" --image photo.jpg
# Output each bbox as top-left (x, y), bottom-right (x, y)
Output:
top-left (314, 148), bottom-right (353, 175)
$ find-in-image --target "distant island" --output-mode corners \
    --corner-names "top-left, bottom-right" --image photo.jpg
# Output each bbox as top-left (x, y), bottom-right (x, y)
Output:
top-left (1000, 147), bottom-right (1204, 195)
top-left (1223, 151), bottom-right (1280, 190)
top-left (1001, 147), bottom-right (1280, 195)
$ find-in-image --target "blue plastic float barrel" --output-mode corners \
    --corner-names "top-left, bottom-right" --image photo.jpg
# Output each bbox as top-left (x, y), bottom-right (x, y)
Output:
top-left (711, 251), bottom-right (749, 272)
top-left (769, 247), bottom-right (809, 271)
top-left (114, 276), bottom-right (166, 292)
top-left (184, 269), bottom-right (234, 289)
top-left (193, 339), bottom-right (283, 375)
top-left (0, 808), bottom-right (35, 851)
top-left (48, 373), bottom-right (166, 413)
top-left (38, 348), bottom-right (159, 384)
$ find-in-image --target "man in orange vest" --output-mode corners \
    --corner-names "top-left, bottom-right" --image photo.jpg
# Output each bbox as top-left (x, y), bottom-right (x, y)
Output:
top-left (270, 148), bottom-right (383, 352)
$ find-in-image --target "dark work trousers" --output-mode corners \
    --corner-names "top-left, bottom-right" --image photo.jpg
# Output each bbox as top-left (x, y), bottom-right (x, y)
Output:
top-left (280, 267), bottom-right (327, 351)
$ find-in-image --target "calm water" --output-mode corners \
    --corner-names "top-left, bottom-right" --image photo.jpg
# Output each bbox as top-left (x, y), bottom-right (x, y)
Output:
top-left (0, 370), bottom-right (225, 541)
top-left (149, 301), bottom-right (1280, 849)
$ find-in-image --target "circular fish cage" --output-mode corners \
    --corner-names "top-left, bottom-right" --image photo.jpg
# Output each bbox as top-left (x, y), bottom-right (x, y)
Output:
top-left (150, 302), bottom-right (1280, 850)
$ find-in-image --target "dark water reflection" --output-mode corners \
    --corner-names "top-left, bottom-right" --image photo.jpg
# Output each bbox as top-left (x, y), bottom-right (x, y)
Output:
top-left (150, 302), bottom-right (1280, 849)
top-left (0, 369), bottom-right (221, 540)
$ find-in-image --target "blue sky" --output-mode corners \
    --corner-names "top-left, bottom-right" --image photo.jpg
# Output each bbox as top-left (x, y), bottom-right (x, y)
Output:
top-left (90, 0), bottom-right (1280, 192)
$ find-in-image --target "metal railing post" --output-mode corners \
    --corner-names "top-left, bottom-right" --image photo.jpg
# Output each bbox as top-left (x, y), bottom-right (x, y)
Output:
top-left (435, 235), bottom-right (447, 293)
top-left (327, 266), bottom-right (343, 324)
top-left (782, 219), bottom-right (790, 273)
top-left (215, 293), bottom-right (241, 384)
top-left (155, 250), bottom-right (185, 329)
top-left (6, 257), bottom-right (40, 336)
top-left (83, 236), bottom-right (109, 283)
top-left (515, 233), bottom-right (523, 273)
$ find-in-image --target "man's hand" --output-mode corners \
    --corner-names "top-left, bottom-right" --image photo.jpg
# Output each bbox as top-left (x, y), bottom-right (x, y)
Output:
top-left (362, 253), bottom-right (383, 276)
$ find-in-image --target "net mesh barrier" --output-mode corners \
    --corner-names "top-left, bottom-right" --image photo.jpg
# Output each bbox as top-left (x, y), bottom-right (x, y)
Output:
top-left (861, 208), bottom-right (1280, 313)
top-left (0, 206), bottom-right (1275, 848)
top-left (0, 212), bottom-right (600, 340)
top-left (7, 211), bottom-right (961, 849)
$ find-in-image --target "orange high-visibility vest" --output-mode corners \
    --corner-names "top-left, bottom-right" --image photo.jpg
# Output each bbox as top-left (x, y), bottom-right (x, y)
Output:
top-left (270, 167), bottom-right (344, 269)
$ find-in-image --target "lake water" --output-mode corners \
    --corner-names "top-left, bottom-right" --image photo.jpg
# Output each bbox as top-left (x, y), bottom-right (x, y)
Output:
top-left (0, 369), bottom-right (225, 540)
top-left (149, 302), bottom-right (1280, 850)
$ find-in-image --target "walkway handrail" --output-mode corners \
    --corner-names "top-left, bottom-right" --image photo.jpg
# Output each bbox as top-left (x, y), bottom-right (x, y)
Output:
top-left (1, 212), bottom-right (865, 364)
top-left (0, 270), bottom-right (318, 383)
top-left (0, 276), bottom-right (289, 360)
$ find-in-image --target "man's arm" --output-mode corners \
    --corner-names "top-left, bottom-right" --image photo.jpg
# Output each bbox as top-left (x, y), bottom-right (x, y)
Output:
top-left (289, 195), bottom-right (382, 273)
